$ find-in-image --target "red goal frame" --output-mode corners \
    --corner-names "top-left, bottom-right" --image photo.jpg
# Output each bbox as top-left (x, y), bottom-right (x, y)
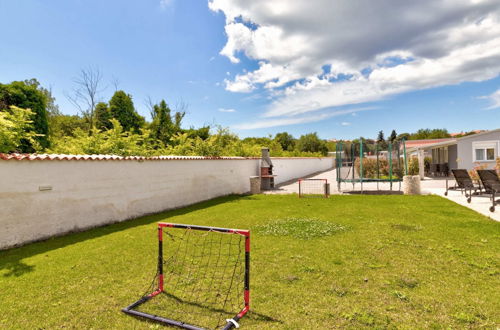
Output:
top-left (122, 222), bottom-right (250, 330)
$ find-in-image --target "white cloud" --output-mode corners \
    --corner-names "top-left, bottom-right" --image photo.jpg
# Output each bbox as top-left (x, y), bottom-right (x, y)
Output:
top-left (160, 0), bottom-right (173, 9)
top-left (210, 0), bottom-right (500, 118)
top-left (218, 108), bottom-right (236, 112)
top-left (341, 122), bottom-right (351, 126)
top-left (233, 107), bottom-right (375, 129)
top-left (481, 88), bottom-right (500, 109)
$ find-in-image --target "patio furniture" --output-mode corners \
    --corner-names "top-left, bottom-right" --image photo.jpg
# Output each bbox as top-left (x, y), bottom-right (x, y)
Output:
top-left (440, 163), bottom-right (449, 177)
top-left (445, 169), bottom-right (481, 203)
top-left (430, 163), bottom-right (438, 176)
top-left (477, 170), bottom-right (500, 212)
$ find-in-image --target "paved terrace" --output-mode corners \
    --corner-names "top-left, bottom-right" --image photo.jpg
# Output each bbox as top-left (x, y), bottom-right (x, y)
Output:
top-left (265, 168), bottom-right (500, 222)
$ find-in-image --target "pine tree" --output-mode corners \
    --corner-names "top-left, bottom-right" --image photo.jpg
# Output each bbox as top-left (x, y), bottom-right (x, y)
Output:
top-left (94, 102), bottom-right (112, 131)
top-left (389, 129), bottom-right (397, 143)
top-left (151, 100), bottom-right (173, 144)
top-left (376, 130), bottom-right (387, 149)
top-left (109, 91), bottom-right (144, 132)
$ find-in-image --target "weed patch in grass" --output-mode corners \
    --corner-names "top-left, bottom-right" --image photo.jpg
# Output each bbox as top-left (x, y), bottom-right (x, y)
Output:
top-left (395, 277), bottom-right (419, 289)
top-left (392, 290), bottom-right (410, 302)
top-left (255, 217), bottom-right (346, 239)
top-left (391, 223), bottom-right (423, 231)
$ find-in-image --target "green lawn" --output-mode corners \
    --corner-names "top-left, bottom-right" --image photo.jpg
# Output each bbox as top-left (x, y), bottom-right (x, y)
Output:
top-left (1, 194), bottom-right (499, 329)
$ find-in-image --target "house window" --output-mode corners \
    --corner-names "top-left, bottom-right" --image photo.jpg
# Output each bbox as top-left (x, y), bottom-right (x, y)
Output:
top-left (472, 141), bottom-right (498, 162)
top-left (431, 147), bottom-right (448, 163)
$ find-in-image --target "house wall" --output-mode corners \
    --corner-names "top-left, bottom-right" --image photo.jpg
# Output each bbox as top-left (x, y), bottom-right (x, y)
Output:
top-left (457, 131), bottom-right (500, 170)
top-left (0, 157), bottom-right (333, 249)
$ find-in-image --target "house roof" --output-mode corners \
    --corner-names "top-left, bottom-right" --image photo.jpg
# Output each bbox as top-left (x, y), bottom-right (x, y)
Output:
top-left (404, 138), bottom-right (456, 149)
top-left (450, 128), bottom-right (500, 141)
top-left (449, 130), bottom-right (485, 137)
top-left (405, 128), bottom-right (500, 152)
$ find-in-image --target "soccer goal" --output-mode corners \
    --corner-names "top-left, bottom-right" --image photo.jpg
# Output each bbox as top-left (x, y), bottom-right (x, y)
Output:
top-left (122, 223), bottom-right (250, 330)
top-left (298, 178), bottom-right (329, 198)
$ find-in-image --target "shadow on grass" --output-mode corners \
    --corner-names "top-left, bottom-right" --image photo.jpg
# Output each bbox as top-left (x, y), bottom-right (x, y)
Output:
top-left (344, 190), bottom-right (403, 195)
top-left (0, 194), bottom-right (256, 277)
top-left (131, 291), bottom-right (282, 327)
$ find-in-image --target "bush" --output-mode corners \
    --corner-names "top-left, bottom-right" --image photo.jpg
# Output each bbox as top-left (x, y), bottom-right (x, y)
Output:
top-left (408, 157), bottom-right (419, 175)
top-left (354, 157), bottom-right (403, 179)
top-left (0, 106), bottom-right (41, 153)
top-left (468, 163), bottom-right (489, 183)
top-left (424, 157), bottom-right (431, 174)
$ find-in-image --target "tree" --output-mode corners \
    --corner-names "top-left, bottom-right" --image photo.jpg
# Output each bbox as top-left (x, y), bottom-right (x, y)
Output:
top-left (151, 100), bottom-right (173, 144)
top-left (376, 130), bottom-right (387, 148)
top-left (109, 91), bottom-right (144, 132)
top-left (274, 132), bottom-right (295, 151)
top-left (185, 126), bottom-right (210, 140)
top-left (397, 132), bottom-right (410, 141)
top-left (389, 129), bottom-right (397, 143)
top-left (0, 80), bottom-right (49, 150)
top-left (65, 67), bottom-right (103, 130)
top-left (94, 102), bottom-right (112, 131)
top-left (296, 133), bottom-right (328, 155)
top-left (0, 106), bottom-right (40, 153)
top-left (148, 99), bottom-right (188, 144)
top-left (48, 114), bottom-right (88, 139)
top-left (409, 128), bottom-right (451, 140)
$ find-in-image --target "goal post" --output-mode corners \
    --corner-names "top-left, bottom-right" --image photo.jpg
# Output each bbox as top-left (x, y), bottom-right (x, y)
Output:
top-left (122, 223), bottom-right (250, 330)
top-left (298, 178), bottom-right (329, 198)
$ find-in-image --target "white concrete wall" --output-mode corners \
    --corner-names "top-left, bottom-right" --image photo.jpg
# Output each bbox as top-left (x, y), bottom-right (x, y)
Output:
top-left (272, 157), bottom-right (334, 184)
top-left (0, 157), bottom-right (332, 249)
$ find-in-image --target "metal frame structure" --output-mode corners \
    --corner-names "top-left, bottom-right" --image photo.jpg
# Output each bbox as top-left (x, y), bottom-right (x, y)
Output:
top-left (477, 169), bottom-right (500, 212)
top-left (444, 169), bottom-right (483, 202)
top-left (122, 223), bottom-right (250, 330)
top-left (336, 138), bottom-right (408, 193)
top-left (298, 178), bottom-right (329, 198)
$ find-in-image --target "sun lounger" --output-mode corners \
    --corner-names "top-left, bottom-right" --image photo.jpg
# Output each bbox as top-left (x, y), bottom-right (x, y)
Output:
top-left (477, 169), bottom-right (500, 212)
top-left (445, 169), bottom-right (481, 203)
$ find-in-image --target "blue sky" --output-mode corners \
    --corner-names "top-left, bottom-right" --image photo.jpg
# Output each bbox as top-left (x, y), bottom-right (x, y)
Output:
top-left (1, 0), bottom-right (499, 140)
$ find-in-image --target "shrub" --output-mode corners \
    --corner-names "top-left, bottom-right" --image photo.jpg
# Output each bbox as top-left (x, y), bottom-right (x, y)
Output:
top-left (424, 157), bottom-right (431, 174)
top-left (0, 106), bottom-right (41, 153)
top-left (354, 157), bottom-right (403, 179)
top-left (408, 157), bottom-right (419, 175)
top-left (468, 163), bottom-right (489, 183)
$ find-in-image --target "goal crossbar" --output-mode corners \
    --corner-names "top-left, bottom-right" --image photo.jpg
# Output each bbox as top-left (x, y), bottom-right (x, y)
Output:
top-left (122, 222), bottom-right (250, 330)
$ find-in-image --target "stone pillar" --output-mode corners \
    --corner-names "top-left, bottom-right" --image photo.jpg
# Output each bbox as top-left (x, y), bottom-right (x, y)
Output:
top-left (418, 149), bottom-right (425, 179)
top-left (403, 175), bottom-right (421, 195)
top-left (249, 176), bottom-right (261, 194)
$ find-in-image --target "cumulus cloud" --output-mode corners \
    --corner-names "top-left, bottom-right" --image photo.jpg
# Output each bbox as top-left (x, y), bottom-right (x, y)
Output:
top-left (341, 122), bottom-right (351, 126)
top-left (210, 0), bottom-right (500, 119)
top-left (218, 108), bottom-right (236, 112)
top-left (481, 88), bottom-right (500, 109)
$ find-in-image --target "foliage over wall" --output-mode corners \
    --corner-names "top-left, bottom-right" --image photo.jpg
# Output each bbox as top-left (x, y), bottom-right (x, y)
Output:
top-left (0, 106), bottom-right (40, 153)
top-left (0, 80), bottom-right (49, 151)
top-left (0, 78), bottom-right (331, 157)
top-left (48, 121), bottom-right (327, 157)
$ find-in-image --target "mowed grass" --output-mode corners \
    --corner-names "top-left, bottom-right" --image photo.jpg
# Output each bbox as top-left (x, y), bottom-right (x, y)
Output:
top-left (1, 194), bottom-right (499, 329)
